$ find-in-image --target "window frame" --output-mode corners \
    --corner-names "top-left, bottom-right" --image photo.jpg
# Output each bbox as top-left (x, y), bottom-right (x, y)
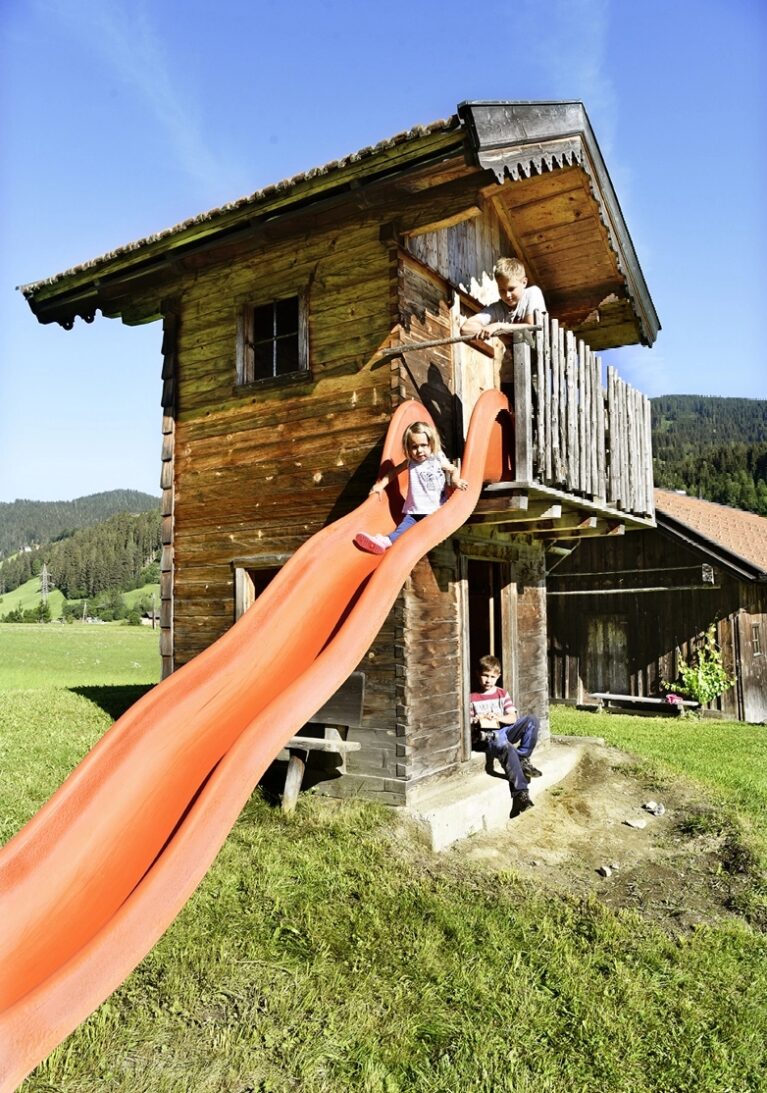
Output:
top-left (236, 289), bottom-right (309, 388)
top-left (233, 556), bottom-right (291, 621)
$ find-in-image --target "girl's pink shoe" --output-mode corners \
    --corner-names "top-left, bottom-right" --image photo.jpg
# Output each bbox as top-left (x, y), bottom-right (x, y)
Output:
top-left (354, 532), bottom-right (391, 554)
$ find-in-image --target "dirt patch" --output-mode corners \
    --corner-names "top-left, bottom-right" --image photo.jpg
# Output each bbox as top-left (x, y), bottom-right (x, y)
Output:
top-left (456, 742), bottom-right (751, 934)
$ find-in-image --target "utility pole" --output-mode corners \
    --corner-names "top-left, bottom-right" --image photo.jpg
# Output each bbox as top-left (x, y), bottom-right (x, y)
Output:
top-left (40, 563), bottom-right (50, 604)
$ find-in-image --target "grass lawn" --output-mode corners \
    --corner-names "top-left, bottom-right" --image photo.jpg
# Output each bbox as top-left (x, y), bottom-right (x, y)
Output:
top-left (0, 621), bottom-right (161, 688)
top-left (3, 661), bottom-right (767, 1091)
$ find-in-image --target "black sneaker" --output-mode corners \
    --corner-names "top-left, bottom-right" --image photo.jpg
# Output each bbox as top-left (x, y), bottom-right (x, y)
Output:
top-left (510, 790), bottom-right (534, 818)
top-left (521, 758), bottom-right (542, 779)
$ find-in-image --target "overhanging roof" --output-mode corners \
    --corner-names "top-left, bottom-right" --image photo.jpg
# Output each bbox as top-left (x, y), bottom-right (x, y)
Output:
top-left (19, 101), bottom-right (658, 346)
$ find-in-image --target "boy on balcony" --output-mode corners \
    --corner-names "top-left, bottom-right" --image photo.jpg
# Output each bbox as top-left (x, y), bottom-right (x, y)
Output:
top-left (460, 257), bottom-right (546, 399)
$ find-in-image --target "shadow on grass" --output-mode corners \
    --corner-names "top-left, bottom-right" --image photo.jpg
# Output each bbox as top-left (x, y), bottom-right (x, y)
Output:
top-left (70, 684), bottom-right (157, 721)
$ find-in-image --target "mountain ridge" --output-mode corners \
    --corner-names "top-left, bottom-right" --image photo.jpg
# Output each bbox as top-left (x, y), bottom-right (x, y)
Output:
top-left (0, 490), bottom-right (160, 560)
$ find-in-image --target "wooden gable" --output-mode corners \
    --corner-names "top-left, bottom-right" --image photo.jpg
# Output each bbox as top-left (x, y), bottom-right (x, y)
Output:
top-left (21, 102), bottom-right (658, 353)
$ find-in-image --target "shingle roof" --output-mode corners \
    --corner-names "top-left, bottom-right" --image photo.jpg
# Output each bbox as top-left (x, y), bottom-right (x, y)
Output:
top-left (654, 489), bottom-right (767, 576)
top-left (19, 116), bottom-right (459, 297)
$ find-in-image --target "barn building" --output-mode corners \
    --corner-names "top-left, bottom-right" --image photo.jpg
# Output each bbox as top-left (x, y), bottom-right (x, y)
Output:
top-left (21, 100), bottom-right (659, 805)
top-left (548, 489), bottom-right (767, 723)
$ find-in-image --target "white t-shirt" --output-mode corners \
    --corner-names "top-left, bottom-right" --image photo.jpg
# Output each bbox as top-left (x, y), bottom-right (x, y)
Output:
top-left (404, 452), bottom-right (451, 515)
top-left (474, 285), bottom-right (546, 325)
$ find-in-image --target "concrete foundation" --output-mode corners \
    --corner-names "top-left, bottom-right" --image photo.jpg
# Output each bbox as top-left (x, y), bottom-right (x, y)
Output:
top-left (406, 738), bottom-right (586, 851)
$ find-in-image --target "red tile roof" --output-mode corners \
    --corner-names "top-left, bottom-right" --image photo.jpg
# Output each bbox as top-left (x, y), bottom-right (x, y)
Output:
top-left (654, 489), bottom-right (767, 575)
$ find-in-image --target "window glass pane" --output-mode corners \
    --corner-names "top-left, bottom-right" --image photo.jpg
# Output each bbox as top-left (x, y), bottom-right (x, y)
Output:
top-left (253, 341), bottom-right (275, 380)
top-left (275, 335), bottom-right (299, 376)
top-left (243, 295), bottom-right (303, 383)
top-left (275, 296), bottom-right (299, 335)
top-left (252, 303), bottom-right (274, 342)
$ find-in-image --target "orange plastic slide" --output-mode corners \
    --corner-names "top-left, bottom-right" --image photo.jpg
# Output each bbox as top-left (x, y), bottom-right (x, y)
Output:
top-left (0, 389), bottom-right (509, 1091)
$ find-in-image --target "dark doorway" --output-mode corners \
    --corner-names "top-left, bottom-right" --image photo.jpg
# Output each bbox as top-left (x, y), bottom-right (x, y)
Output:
top-left (467, 559), bottom-right (504, 670)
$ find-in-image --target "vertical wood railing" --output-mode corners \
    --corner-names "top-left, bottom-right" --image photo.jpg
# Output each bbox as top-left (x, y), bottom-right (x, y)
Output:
top-left (509, 313), bottom-right (654, 518)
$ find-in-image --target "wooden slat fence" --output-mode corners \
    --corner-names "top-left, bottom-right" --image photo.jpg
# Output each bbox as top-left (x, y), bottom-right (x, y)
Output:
top-left (510, 312), bottom-right (653, 518)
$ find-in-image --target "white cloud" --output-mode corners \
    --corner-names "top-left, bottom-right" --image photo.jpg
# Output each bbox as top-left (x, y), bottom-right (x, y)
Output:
top-left (36, 0), bottom-right (232, 199)
top-left (525, 0), bottom-right (617, 153)
top-left (603, 343), bottom-right (674, 398)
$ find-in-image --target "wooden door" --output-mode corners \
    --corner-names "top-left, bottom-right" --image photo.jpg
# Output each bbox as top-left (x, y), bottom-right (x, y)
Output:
top-left (584, 615), bottom-right (629, 696)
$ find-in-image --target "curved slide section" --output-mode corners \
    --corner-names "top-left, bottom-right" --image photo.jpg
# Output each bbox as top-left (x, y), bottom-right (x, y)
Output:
top-left (0, 389), bottom-right (510, 1090)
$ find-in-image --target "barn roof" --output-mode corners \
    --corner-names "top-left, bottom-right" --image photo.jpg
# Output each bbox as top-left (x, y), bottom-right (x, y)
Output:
top-left (654, 489), bottom-right (767, 580)
top-left (19, 101), bottom-right (658, 347)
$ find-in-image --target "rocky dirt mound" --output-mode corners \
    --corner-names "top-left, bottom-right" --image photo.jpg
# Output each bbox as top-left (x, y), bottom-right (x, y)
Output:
top-left (457, 742), bottom-right (752, 934)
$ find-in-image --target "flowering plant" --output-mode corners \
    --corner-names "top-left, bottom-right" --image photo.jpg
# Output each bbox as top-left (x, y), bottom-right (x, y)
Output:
top-left (664, 624), bottom-right (736, 706)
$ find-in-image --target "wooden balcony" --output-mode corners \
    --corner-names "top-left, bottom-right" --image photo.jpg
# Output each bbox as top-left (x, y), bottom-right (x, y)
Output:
top-left (460, 313), bottom-right (655, 539)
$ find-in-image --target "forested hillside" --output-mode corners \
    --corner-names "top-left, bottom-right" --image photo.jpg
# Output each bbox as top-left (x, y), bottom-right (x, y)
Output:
top-left (0, 510), bottom-right (161, 601)
top-left (0, 490), bottom-right (159, 559)
top-left (651, 396), bottom-right (767, 514)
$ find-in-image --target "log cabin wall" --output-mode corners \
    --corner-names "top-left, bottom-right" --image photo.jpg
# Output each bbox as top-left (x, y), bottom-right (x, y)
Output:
top-left (399, 543), bottom-right (464, 786)
top-left (171, 219), bottom-right (395, 665)
top-left (163, 179), bottom-right (498, 803)
top-left (159, 310), bottom-right (178, 679)
top-left (162, 211), bottom-right (414, 803)
top-left (154, 166), bottom-right (533, 803)
top-left (406, 198), bottom-right (512, 306)
top-left (547, 529), bottom-right (767, 721)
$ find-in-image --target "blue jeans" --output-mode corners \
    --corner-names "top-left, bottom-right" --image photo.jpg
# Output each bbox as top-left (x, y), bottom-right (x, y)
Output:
top-left (388, 512), bottom-right (427, 543)
top-left (486, 715), bottom-right (539, 792)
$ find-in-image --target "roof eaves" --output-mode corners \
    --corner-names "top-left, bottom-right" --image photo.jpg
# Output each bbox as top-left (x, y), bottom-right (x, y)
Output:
top-left (457, 100), bottom-right (660, 347)
top-left (19, 115), bottom-right (463, 304)
top-left (655, 509), bottom-right (767, 582)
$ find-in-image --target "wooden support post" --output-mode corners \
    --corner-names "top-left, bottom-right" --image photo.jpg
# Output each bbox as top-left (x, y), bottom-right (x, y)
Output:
top-left (282, 750), bottom-right (307, 814)
top-left (513, 334), bottom-right (534, 482)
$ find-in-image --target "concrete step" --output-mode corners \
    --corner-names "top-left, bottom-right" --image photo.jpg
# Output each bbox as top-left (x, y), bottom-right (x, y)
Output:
top-left (406, 739), bottom-right (585, 851)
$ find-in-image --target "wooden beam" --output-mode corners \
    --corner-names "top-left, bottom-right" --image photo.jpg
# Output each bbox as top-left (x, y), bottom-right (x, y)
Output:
top-left (471, 492), bottom-right (529, 520)
top-left (468, 501), bottom-right (561, 526)
top-left (404, 205), bottom-right (482, 238)
top-left (541, 519), bottom-right (626, 541)
top-left (495, 513), bottom-right (598, 536)
top-left (548, 584), bottom-right (719, 596)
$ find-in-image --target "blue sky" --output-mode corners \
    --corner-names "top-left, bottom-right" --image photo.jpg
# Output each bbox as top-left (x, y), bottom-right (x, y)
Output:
top-left (1, 0), bottom-right (765, 502)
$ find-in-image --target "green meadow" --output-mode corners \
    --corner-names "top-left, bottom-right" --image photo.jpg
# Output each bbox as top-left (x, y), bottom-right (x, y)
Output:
top-left (0, 620), bottom-right (161, 688)
top-left (2, 627), bottom-right (767, 1092)
top-left (0, 576), bottom-right (160, 620)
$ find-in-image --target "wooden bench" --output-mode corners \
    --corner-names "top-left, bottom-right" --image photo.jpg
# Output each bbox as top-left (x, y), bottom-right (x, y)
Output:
top-left (279, 672), bottom-right (364, 813)
top-left (591, 692), bottom-right (699, 716)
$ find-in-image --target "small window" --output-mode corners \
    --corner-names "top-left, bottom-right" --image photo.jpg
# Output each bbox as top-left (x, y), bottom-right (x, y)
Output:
top-left (234, 564), bottom-right (282, 620)
top-left (238, 294), bottom-right (307, 385)
top-left (753, 623), bottom-right (762, 657)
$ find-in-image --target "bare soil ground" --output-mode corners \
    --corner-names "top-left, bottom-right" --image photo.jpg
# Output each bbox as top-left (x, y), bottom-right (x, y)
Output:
top-left (456, 742), bottom-right (751, 934)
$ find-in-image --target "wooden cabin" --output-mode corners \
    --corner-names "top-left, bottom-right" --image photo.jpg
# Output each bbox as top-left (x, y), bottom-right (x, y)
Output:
top-left (21, 100), bottom-right (659, 804)
top-left (548, 489), bottom-right (767, 723)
